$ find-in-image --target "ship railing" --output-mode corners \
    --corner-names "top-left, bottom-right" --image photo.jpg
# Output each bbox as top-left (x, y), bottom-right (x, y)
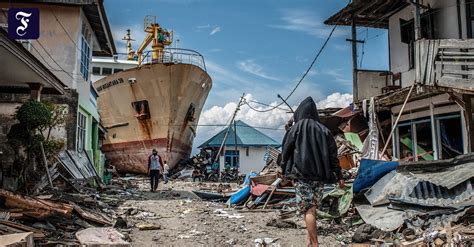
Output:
top-left (139, 48), bottom-right (207, 71)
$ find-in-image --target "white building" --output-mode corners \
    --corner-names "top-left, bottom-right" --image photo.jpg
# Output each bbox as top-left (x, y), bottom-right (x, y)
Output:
top-left (326, 0), bottom-right (474, 161)
top-left (198, 120), bottom-right (281, 175)
top-left (91, 56), bottom-right (138, 83)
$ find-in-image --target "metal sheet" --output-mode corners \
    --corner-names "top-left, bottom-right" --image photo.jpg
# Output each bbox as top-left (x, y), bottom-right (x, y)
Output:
top-left (361, 97), bottom-right (378, 160)
top-left (407, 163), bottom-right (474, 189)
top-left (364, 171), bottom-right (416, 206)
top-left (356, 205), bottom-right (405, 232)
top-left (393, 180), bottom-right (473, 209)
top-left (58, 151), bottom-right (86, 179)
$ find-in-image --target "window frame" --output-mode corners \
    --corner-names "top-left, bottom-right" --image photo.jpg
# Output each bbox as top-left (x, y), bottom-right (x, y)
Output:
top-left (467, 0), bottom-right (474, 38)
top-left (395, 113), bottom-right (464, 161)
top-left (77, 112), bottom-right (87, 152)
top-left (80, 35), bottom-right (91, 81)
top-left (224, 150), bottom-right (240, 169)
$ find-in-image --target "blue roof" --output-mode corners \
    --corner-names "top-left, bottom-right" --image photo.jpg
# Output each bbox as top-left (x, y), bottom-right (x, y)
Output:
top-left (198, 120), bottom-right (281, 148)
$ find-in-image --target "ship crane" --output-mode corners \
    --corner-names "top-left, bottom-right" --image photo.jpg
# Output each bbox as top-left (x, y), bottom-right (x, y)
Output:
top-left (122, 29), bottom-right (136, 60)
top-left (128, 15), bottom-right (173, 65)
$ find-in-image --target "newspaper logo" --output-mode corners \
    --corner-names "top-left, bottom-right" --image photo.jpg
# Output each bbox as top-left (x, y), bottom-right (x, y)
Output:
top-left (8, 8), bottom-right (39, 40)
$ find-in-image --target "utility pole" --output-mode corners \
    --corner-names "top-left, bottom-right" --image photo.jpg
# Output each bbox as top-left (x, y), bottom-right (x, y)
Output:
top-left (214, 93), bottom-right (245, 173)
top-left (413, 0), bottom-right (422, 40)
top-left (233, 119), bottom-right (238, 171)
top-left (346, 15), bottom-right (365, 104)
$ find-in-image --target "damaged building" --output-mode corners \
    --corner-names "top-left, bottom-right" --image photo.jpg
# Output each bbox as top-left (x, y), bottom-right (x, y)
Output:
top-left (325, 0), bottom-right (474, 161)
top-left (0, 0), bottom-right (116, 183)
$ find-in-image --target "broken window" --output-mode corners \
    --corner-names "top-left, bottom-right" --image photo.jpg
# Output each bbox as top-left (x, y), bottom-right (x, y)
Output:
top-left (398, 124), bottom-right (414, 161)
top-left (396, 113), bottom-right (465, 161)
top-left (400, 12), bottom-right (434, 69)
top-left (398, 120), bottom-right (434, 161)
top-left (438, 115), bottom-right (464, 159)
top-left (414, 121), bottom-right (434, 161)
top-left (131, 100), bottom-right (150, 120)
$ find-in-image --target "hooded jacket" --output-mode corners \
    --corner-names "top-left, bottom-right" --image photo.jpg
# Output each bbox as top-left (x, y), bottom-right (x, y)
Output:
top-left (280, 97), bottom-right (342, 183)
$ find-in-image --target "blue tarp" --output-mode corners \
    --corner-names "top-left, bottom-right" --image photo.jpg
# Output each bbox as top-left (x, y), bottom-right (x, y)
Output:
top-left (230, 172), bottom-right (258, 205)
top-left (353, 159), bottom-right (399, 193)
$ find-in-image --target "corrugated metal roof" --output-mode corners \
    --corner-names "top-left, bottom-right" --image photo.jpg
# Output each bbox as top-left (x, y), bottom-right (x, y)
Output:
top-left (198, 120), bottom-right (280, 148)
top-left (399, 154), bottom-right (474, 189)
top-left (365, 158), bottom-right (474, 209)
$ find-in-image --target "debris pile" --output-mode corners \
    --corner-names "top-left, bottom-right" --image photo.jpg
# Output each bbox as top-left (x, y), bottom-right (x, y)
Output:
top-left (353, 155), bottom-right (474, 245)
top-left (0, 150), bottom-right (133, 245)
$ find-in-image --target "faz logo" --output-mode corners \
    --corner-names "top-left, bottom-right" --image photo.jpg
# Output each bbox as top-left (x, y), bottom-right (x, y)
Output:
top-left (8, 8), bottom-right (40, 40)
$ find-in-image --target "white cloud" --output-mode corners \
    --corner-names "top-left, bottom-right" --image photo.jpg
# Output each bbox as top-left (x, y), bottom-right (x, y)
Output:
top-left (317, 92), bottom-right (353, 108)
top-left (269, 9), bottom-right (348, 39)
top-left (237, 60), bottom-right (281, 81)
top-left (210, 26), bottom-right (221, 35)
top-left (206, 60), bottom-right (250, 87)
top-left (193, 92), bottom-right (353, 153)
top-left (193, 94), bottom-right (290, 152)
top-left (196, 24), bottom-right (211, 29)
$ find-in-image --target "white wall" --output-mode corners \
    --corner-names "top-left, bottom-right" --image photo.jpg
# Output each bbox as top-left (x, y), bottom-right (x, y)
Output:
top-left (388, 0), bottom-right (462, 87)
top-left (388, 5), bottom-right (416, 87)
top-left (219, 146), bottom-right (270, 175)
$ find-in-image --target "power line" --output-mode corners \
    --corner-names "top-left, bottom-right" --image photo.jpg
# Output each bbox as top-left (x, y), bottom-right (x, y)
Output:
top-left (34, 40), bottom-right (74, 80)
top-left (186, 124), bottom-right (285, 131)
top-left (244, 99), bottom-right (290, 112)
top-left (245, 23), bottom-right (339, 113)
top-left (359, 28), bottom-right (368, 68)
top-left (48, 7), bottom-right (81, 53)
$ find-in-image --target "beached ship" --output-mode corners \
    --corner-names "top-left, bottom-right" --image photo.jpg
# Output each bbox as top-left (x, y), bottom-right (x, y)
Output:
top-left (94, 16), bottom-right (212, 173)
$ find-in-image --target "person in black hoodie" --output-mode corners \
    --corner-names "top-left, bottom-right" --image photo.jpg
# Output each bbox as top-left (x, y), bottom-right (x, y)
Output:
top-left (280, 96), bottom-right (344, 247)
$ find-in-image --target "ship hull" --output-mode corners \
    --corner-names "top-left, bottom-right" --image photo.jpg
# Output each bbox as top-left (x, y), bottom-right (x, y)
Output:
top-left (95, 63), bottom-right (212, 174)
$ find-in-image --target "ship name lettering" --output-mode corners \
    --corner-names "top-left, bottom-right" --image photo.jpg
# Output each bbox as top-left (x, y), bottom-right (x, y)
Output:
top-left (96, 78), bottom-right (124, 92)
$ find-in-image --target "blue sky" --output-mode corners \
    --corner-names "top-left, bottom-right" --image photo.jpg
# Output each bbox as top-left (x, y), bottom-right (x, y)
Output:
top-left (104, 0), bottom-right (389, 152)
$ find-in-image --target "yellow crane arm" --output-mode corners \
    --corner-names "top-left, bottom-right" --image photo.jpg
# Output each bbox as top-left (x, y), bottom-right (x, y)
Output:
top-left (136, 32), bottom-right (154, 63)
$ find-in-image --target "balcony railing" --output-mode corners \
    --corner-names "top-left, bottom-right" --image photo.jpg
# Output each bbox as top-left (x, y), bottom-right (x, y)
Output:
top-left (415, 39), bottom-right (474, 91)
top-left (139, 48), bottom-right (207, 71)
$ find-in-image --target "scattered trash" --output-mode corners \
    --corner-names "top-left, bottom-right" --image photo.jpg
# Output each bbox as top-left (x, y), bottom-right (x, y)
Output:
top-left (136, 223), bottom-right (161, 231)
top-left (75, 227), bottom-right (129, 245)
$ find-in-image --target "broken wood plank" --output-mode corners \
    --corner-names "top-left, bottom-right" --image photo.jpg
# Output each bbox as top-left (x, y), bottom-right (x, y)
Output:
top-left (263, 178), bottom-right (282, 209)
top-left (71, 203), bottom-right (112, 226)
top-left (0, 189), bottom-right (73, 219)
top-left (0, 220), bottom-right (45, 239)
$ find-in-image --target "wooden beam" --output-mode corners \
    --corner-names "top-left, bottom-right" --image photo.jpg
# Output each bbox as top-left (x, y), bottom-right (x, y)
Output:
top-left (27, 83), bottom-right (43, 101)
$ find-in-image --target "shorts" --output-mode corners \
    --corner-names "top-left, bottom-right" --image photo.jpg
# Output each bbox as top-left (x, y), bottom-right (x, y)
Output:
top-left (295, 180), bottom-right (324, 216)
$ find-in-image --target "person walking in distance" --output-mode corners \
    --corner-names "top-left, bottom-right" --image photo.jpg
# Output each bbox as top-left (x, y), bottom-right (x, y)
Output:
top-left (148, 149), bottom-right (164, 191)
top-left (280, 97), bottom-right (344, 247)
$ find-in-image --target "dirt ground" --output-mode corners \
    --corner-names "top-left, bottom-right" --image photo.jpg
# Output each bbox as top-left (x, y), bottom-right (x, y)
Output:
top-left (110, 179), bottom-right (351, 246)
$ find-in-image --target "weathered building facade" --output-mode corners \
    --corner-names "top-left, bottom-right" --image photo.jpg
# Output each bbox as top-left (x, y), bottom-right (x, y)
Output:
top-left (326, 0), bottom-right (474, 161)
top-left (0, 0), bottom-right (115, 175)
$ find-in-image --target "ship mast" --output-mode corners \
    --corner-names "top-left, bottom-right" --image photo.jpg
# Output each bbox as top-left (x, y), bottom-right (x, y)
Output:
top-left (122, 29), bottom-right (135, 61)
top-left (136, 15), bottom-right (173, 65)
